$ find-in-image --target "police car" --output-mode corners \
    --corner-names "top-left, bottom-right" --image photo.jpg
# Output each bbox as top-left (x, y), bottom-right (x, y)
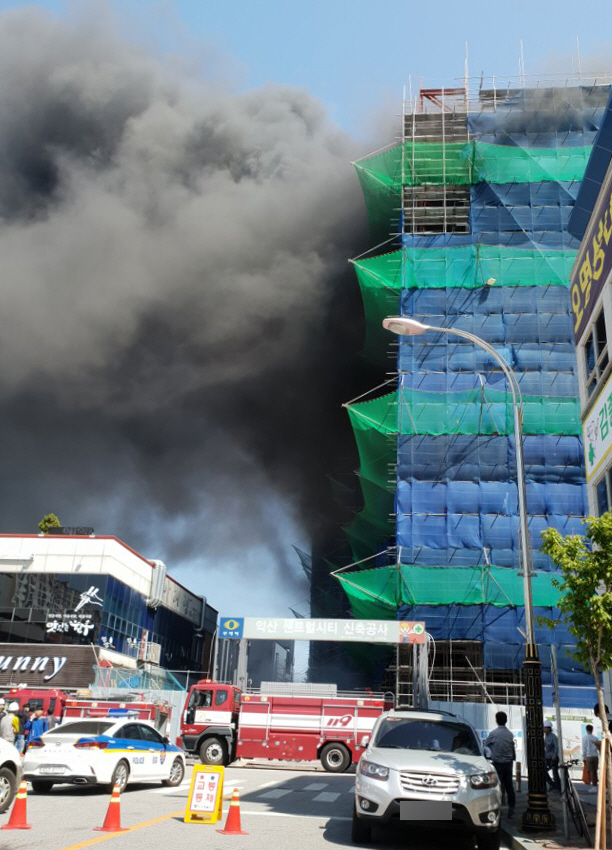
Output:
top-left (23, 712), bottom-right (186, 793)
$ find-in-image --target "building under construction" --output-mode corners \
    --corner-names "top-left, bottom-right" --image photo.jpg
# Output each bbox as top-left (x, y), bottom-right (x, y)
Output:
top-left (330, 79), bottom-right (612, 708)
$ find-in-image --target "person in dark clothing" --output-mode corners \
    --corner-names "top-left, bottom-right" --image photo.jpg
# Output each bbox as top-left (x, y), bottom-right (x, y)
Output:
top-left (14, 705), bottom-right (29, 754)
top-left (46, 707), bottom-right (58, 731)
top-left (594, 703), bottom-right (612, 734)
top-left (484, 711), bottom-right (516, 818)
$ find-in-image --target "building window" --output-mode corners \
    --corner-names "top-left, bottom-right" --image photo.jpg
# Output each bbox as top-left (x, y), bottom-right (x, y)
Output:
top-left (597, 471), bottom-right (612, 516)
top-left (584, 308), bottom-right (609, 396)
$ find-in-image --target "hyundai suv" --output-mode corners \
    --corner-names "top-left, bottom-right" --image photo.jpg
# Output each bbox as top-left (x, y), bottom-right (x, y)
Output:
top-left (352, 709), bottom-right (501, 850)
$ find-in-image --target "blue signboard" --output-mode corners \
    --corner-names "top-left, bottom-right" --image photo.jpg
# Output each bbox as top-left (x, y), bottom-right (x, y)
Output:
top-left (219, 617), bottom-right (244, 639)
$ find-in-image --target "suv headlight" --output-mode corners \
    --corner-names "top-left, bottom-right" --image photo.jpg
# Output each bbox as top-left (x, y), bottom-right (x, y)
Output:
top-left (359, 759), bottom-right (390, 781)
top-left (469, 771), bottom-right (498, 789)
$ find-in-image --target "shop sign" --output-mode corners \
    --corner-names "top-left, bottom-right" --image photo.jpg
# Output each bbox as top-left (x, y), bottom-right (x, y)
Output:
top-left (0, 644), bottom-right (98, 687)
top-left (46, 613), bottom-right (95, 637)
top-left (571, 171), bottom-right (612, 343)
top-left (161, 580), bottom-right (202, 626)
top-left (583, 370), bottom-right (612, 482)
top-left (45, 583), bottom-right (103, 637)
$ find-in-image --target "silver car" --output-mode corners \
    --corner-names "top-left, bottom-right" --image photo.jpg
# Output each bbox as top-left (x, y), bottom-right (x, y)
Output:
top-left (353, 709), bottom-right (501, 850)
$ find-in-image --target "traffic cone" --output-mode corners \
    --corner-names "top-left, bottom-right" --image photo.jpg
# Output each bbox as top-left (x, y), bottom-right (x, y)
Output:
top-left (94, 783), bottom-right (128, 833)
top-left (1, 781), bottom-right (31, 830)
top-left (216, 788), bottom-right (248, 835)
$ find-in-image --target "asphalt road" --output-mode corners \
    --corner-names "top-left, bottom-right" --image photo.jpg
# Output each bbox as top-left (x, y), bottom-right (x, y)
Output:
top-left (0, 761), bottom-right (511, 850)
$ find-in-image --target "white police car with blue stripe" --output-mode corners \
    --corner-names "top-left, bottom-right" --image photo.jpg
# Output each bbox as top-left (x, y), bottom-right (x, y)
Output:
top-left (23, 714), bottom-right (185, 793)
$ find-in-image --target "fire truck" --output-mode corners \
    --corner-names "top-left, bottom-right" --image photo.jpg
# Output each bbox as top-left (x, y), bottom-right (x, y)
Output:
top-left (4, 688), bottom-right (172, 734)
top-left (178, 680), bottom-right (393, 772)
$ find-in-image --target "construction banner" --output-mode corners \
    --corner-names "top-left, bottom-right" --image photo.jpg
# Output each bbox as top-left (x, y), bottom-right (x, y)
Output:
top-left (184, 765), bottom-right (224, 824)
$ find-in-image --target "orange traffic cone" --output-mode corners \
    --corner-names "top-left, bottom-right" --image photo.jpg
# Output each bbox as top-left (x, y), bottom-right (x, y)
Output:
top-left (94, 783), bottom-right (128, 833)
top-left (1, 781), bottom-right (31, 830)
top-left (216, 788), bottom-right (248, 835)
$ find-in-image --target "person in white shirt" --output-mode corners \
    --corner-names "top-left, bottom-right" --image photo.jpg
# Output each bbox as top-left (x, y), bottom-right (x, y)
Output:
top-left (582, 724), bottom-right (600, 790)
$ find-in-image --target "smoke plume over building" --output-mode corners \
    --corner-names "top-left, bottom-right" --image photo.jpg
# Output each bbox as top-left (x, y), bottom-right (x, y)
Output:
top-left (0, 7), bottom-right (370, 610)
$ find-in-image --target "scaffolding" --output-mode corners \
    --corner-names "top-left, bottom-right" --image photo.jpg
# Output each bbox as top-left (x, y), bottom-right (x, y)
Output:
top-left (337, 75), bottom-right (612, 706)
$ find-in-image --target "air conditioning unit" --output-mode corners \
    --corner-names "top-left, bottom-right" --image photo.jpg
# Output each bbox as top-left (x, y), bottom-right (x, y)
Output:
top-left (145, 643), bottom-right (161, 665)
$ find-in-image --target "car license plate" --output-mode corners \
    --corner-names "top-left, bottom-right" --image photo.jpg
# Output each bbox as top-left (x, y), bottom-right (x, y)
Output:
top-left (39, 766), bottom-right (66, 775)
top-left (400, 801), bottom-right (452, 821)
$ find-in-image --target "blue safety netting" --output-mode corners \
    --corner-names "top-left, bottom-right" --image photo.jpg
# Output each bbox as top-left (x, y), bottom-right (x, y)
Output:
top-left (470, 182), bottom-right (578, 235)
top-left (343, 86), bottom-right (608, 698)
top-left (401, 231), bottom-right (581, 250)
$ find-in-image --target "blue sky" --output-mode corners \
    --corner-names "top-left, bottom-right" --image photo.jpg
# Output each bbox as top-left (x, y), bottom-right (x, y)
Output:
top-left (2, 0), bottom-right (612, 136)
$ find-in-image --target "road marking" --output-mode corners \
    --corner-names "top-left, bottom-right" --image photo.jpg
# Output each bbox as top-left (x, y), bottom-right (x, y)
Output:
top-left (303, 782), bottom-right (327, 790)
top-left (258, 788), bottom-right (292, 799)
top-left (240, 810), bottom-right (352, 821)
top-left (251, 780), bottom-right (281, 791)
top-left (312, 791), bottom-right (341, 802)
top-left (151, 781), bottom-right (191, 794)
top-left (52, 809), bottom-right (184, 850)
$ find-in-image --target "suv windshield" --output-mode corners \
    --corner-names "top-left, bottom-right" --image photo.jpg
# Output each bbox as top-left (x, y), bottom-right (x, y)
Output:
top-left (374, 718), bottom-right (480, 755)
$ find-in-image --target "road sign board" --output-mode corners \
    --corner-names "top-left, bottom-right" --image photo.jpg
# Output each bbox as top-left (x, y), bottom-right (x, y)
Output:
top-left (184, 765), bottom-right (224, 824)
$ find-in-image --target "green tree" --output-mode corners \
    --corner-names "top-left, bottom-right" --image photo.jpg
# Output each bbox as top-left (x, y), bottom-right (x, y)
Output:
top-left (541, 513), bottom-right (612, 843)
top-left (37, 513), bottom-right (62, 534)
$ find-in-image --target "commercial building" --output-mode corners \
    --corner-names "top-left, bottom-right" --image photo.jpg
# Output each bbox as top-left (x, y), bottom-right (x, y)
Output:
top-left (569, 94), bottom-right (612, 516)
top-left (0, 533), bottom-right (217, 689)
top-left (326, 79), bottom-right (612, 708)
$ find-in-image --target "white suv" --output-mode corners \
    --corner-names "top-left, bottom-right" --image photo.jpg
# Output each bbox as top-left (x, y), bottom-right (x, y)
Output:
top-left (352, 709), bottom-right (501, 850)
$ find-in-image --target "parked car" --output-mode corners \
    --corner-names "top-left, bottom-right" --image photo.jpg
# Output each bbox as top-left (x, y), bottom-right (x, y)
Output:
top-left (0, 738), bottom-right (22, 813)
top-left (23, 716), bottom-right (185, 793)
top-left (352, 708), bottom-right (502, 850)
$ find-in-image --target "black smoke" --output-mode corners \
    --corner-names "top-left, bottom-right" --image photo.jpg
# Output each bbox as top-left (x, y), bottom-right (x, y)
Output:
top-left (0, 7), bottom-right (373, 607)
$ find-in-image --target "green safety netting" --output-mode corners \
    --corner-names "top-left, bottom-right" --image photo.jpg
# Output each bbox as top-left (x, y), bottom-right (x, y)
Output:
top-left (357, 475), bottom-right (395, 531)
top-left (343, 476), bottom-right (395, 562)
top-left (353, 245), bottom-right (577, 293)
top-left (344, 515), bottom-right (390, 564)
top-left (346, 408), bottom-right (396, 491)
top-left (352, 246), bottom-right (576, 361)
top-left (347, 388), bottom-right (581, 439)
top-left (355, 141), bottom-right (591, 190)
top-left (336, 563), bottom-right (561, 620)
top-left (354, 141), bottom-right (590, 236)
top-left (352, 252), bottom-right (402, 362)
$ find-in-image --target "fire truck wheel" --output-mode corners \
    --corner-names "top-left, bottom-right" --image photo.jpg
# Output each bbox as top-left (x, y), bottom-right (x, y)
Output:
top-left (320, 743), bottom-right (351, 773)
top-left (199, 736), bottom-right (228, 766)
top-left (31, 781), bottom-right (54, 794)
top-left (162, 758), bottom-right (185, 787)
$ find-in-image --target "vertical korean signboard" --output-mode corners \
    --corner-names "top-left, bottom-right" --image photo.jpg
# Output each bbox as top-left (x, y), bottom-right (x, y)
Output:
top-left (571, 169), bottom-right (612, 343)
top-left (184, 765), bottom-right (224, 824)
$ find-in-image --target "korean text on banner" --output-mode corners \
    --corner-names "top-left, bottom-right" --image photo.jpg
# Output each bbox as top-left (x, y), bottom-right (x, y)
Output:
top-left (184, 765), bottom-right (224, 824)
top-left (583, 369), bottom-right (612, 482)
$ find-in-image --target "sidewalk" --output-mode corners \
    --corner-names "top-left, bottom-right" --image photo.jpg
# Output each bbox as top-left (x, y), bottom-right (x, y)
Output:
top-left (501, 782), bottom-right (599, 850)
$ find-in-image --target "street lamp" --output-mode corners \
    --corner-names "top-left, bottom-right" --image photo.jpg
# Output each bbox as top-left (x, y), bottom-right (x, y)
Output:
top-left (383, 315), bottom-right (554, 831)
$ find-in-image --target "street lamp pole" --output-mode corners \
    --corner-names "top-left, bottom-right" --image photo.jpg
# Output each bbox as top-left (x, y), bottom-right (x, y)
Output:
top-left (383, 316), bottom-right (554, 830)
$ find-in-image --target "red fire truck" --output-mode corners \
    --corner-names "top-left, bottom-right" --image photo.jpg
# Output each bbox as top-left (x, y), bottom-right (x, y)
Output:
top-left (178, 680), bottom-right (393, 772)
top-left (4, 688), bottom-right (172, 734)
